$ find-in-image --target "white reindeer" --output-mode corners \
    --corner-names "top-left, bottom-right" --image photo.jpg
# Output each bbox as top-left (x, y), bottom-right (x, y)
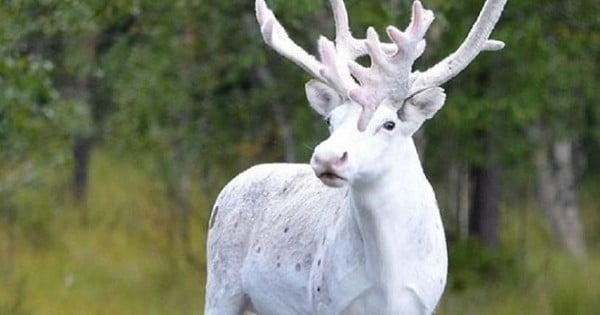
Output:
top-left (205, 0), bottom-right (506, 314)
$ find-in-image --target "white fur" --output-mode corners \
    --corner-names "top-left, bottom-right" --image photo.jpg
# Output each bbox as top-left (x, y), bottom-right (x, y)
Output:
top-left (205, 103), bottom-right (447, 315)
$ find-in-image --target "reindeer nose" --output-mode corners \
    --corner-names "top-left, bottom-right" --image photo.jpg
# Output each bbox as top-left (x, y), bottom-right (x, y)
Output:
top-left (313, 149), bottom-right (348, 167)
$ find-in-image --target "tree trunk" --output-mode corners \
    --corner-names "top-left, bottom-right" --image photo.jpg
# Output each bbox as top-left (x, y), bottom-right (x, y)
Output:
top-left (445, 160), bottom-right (470, 239)
top-left (64, 15), bottom-right (134, 209)
top-left (69, 34), bottom-right (98, 209)
top-left (72, 135), bottom-right (94, 206)
top-left (469, 133), bottom-right (501, 248)
top-left (469, 161), bottom-right (501, 248)
top-left (533, 138), bottom-right (586, 258)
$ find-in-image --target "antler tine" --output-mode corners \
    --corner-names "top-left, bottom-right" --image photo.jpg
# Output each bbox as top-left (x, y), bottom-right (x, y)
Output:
top-left (255, 0), bottom-right (324, 81)
top-left (329, 0), bottom-right (400, 59)
top-left (328, 0), bottom-right (365, 59)
top-left (349, 0), bottom-right (435, 131)
top-left (318, 37), bottom-right (359, 96)
top-left (256, 0), bottom-right (358, 97)
top-left (412, 0), bottom-right (508, 92)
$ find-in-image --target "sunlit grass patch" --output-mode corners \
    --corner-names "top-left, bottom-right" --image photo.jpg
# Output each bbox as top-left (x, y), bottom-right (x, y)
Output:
top-left (16, 225), bottom-right (202, 315)
top-left (547, 254), bottom-right (600, 315)
top-left (1, 151), bottom-right (209, 314)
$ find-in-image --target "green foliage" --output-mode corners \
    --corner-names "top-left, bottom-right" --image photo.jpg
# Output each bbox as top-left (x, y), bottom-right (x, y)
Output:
top-left (447, 239), bottom-right (523, 291)
top-left (3, 0), bottom-right (597, 182)
top-left (423, 0), bottom-right (599, 170)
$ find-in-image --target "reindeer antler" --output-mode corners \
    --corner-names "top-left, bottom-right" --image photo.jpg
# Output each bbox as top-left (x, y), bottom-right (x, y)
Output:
top-left (348, 1), bottom-right (434, 130)
top-left (255, 0), bottom-right (358, 97)
top-left (412, 0), bottom-right (507, 92)
top-left (255, 0), bottom-right (322, 81)
top-left (255, 0), bottom-right (507, 131)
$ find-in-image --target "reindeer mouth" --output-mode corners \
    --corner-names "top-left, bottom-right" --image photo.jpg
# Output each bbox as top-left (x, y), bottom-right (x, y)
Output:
top-left (319, 172), bottom-right (343, 180)
top-left (317, 171), bottom-right (346, 187)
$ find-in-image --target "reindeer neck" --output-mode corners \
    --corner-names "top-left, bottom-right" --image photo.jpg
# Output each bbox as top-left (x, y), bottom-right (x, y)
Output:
top-left (348, 139), bottom-right (439, 304)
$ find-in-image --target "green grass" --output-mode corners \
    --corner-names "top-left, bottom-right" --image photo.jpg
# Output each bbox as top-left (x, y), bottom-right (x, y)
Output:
top-left (1, 151), bottom-right (209, 315)
top-left (1, 150), bottom-right (598, 314)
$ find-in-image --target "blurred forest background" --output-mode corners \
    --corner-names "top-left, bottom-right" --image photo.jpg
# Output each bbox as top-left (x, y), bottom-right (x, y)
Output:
top-left (0, 0), bottom-right (598, 314)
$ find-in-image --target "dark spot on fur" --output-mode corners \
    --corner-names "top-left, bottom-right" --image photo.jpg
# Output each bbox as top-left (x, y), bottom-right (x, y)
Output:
top-left (284, 227), bottom-right (289, 233)
top-left (317, 286), bottom-right (321, 292)
top-left (295, 263), bottom-right (301, 272)
top-left (277, 255), bottom-right (280, 261)
top-left (277, 262), bottom-right (281, 268)
top-left (256, 247), bottom-right (261, 253)
top-left (322, 235), bottom-right (326, 245)
top-left (317, 259), bottom-right (321, 266)
top-left (209, 206), bottom-right (219, 229)
top-left (304, 253), bottom-right (312, 266)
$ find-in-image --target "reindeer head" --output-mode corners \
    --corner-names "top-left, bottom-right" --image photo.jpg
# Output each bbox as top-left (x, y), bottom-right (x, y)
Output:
top-left (256, 0), bottom-right (506, 187)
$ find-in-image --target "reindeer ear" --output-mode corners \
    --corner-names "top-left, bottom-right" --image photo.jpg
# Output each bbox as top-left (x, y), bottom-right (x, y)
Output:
top-left (305, 80), bottom-right (343, 116)
top-left (398, 87), bottom-right (446, 122)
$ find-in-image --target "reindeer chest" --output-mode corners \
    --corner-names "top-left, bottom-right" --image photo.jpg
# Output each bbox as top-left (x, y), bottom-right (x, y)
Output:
top-left (308, 211), bottom-right (374, 314)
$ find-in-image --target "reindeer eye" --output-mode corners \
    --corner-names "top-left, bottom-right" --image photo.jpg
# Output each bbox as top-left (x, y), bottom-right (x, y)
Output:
top-left (383, 121), bottom-right (396, 131)
top-left (325, 117), bottom-right (332, 126)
